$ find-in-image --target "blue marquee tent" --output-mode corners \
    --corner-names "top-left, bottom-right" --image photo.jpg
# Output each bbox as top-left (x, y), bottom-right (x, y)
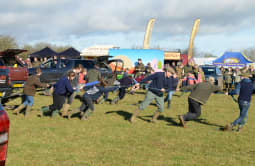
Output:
top-left (58, 47), bottom-right (81, 59)
top-left (213, 52), bottom-right (253, 67)
top-left (29, 47), bottom-right (58, 59)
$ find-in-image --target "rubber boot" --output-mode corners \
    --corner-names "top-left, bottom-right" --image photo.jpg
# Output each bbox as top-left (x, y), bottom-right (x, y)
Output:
top-left (111, 96), bottom-right (120, 104)
top-left (178, 115), bottom-right (186, 128)
top-left (96, 95), bottom-right (104, 104)
top-left (167, 100), bottom-right (171, 109)
top-left (81, 109), bottom-right (93, 120)
top-left (61, 104), bottom-right (70, 117)
top-left (13, 104), bottom-right (26, 115)
top-left (164, 96), bottom-right (168, 102)
top-left (151, 111), bottom-right (161, 123)
top-left (25, 106), bottom-right (32, 117)
top-left (51, 110), bottom-right (59, 118)
top-left (40, 106), bottom-right (50, 117)
top-left (129, 109), bottom-right (141, 123)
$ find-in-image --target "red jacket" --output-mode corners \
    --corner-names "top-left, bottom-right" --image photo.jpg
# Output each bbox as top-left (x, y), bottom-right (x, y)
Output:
top-left (79, 73), bottom-right (86, 84)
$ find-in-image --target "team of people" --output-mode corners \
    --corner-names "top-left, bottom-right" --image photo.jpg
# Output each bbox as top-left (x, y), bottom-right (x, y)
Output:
top-left (12, 58), bottom-right (254, 132)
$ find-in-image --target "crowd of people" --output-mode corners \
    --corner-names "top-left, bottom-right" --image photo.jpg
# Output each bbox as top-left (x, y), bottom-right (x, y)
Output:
top-left (17, 56), bottom-right (66, 68)
top-left (12, 57), bottom-right (254, 132)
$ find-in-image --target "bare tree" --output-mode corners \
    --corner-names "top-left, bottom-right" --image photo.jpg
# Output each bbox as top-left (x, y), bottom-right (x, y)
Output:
top-left (0, 35), bottom-right (18, 51)
top-left (242, 48), bottom-right (255, 62)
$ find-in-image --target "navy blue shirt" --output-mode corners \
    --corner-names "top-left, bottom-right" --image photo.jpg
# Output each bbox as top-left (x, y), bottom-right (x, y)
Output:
top-left (140, 72), bottom-right (171, 96)
top-left (238, 78), bottom-right (253, 102)
top-left (54, 76), bottom-right (74, 95)
top-left (169, 76), bottom-right (178, 91)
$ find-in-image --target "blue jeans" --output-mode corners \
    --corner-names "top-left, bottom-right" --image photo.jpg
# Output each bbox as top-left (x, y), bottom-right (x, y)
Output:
top-left (167, 91), bottom-right (175, 101)
top-left (23, 95), bottom-right (34, 106)
top-left (229, 82), bottom-right (240, 95)
top-left (99, 86), bottom-right (119, 100)
top-left (232, 100), bottom-right (250, 127)
top-left (234, 82), bottom-right (240, 95)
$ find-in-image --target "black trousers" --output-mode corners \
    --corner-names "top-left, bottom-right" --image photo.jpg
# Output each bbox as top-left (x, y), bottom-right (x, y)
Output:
top-left (183, 98), bottom-right (201, 121)
top-left (81, 94), bottom-right (94, 112)
top-left (67, 92), bottom-right (76, 105)
top-left (49, 93), bottom-right (66, 111)
top-left (99, 86), bottom-right (118, 100)
top-left (119, 87), bottom-right (127, 100)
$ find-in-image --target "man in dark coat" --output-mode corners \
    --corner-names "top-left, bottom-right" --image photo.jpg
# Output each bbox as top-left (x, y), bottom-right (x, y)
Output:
top-left (164, 73), bottom-right (178, 109)
top-left (224, 73), bottom-right (253, 132)
top-left (129, 66), bottom-right (175, 123)
top-left (179, 77), bottom-right (222, 128)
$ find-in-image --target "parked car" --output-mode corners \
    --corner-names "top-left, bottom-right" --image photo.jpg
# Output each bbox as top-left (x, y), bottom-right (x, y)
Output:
top-left (28, 59), bottom-right (116, 84)
top-left (200, 65), bottom-right (223, 86)
top-left (0, 103), bottom-right (10, 166)
top-left (0, 49), bottom-right (29, 100)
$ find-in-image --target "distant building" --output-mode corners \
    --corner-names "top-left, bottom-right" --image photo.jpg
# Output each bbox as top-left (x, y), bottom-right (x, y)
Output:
top-left (80, 45), bottom-right (119, 59)
top-left (194, 58), bottom-right (216, 66)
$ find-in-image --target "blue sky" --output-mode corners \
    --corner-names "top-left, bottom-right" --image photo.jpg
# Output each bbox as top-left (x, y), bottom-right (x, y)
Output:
top-left (0, 0), bottom-right (255, 57)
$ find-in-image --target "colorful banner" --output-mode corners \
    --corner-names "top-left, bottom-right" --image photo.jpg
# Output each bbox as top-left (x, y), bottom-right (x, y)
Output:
top-left (109, 49), bottom-right (164, 72)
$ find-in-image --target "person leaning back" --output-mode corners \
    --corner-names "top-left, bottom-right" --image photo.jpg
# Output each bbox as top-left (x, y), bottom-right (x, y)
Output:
top-left (129, 66), bottom-right (175, 123)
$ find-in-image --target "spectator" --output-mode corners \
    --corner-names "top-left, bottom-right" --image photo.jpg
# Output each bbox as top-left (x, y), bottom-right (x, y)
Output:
top-left (78, 68), bottom-right (87, 89)
top-left (43, 57), bottom-right (48, 63)
top-left (171, 62), bottom-right (177, 72)
top-left (224, 67), bottom-right (233, 94)
top-left (183, 62), bottom-right (193, 76)
top-left (232, 68), bottom-right (242, 95)
top-left (145, 62), bottom-right (154, 76)
top-left (197, 68), bottom-right (205, 83)
top-left (176, 63), bottom-right (184, 91)
top-left (134, 58), bottom-right (145, 78)
top-left (87, 63), bottom-right (101, 83)
top-left (122, 68), bottom-right (130, 78)
top-left (193, 64), bottom-right (199, 79)
top-left (32, 57), bottom-right (41, 68)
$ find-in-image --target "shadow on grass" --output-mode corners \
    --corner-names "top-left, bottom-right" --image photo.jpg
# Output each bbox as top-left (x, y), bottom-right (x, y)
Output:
top-left (139, 115), bottom-right (180, 126)
top-left (105, 110), bottom-right (132, 120)
top-left (193, 118), bottom-right (224, 128)
top-left (127, 100), bottom-right (143, 106)
top-left (133, 91), bottom-right (146, 95)
top-left (68, 111), bottom-right (81, 119)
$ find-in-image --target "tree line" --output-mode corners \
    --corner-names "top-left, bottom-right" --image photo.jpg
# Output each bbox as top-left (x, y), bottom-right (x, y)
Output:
top-left (1, 34), bottom-right (255, 61)
top-left (0, 35), bottom-right (71, 59)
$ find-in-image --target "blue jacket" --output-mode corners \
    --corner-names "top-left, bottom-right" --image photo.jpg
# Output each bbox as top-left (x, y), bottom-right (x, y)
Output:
top-left (238, 78), bottom-right (253, 102)
top-left (54, 76), bottom-right (74, 95)
top-left (140, 72), bottom-right (171, 96)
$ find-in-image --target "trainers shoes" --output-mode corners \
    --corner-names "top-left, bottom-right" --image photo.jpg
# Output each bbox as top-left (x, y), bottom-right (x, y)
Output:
top-left (236, 125), bottom-right (242, 132)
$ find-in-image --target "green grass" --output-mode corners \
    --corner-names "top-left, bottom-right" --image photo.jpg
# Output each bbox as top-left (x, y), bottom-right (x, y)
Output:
top-left (4, 90), bottom-right (255, 166)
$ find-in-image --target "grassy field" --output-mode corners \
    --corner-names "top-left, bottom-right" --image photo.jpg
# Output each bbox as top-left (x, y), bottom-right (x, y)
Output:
top-left (4, 90), bottom-right (255, 166)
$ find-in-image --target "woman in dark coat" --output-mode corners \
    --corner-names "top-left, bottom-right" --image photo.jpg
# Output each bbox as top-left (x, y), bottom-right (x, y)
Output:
top-left (41, 71), bottom-right (76, 117)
